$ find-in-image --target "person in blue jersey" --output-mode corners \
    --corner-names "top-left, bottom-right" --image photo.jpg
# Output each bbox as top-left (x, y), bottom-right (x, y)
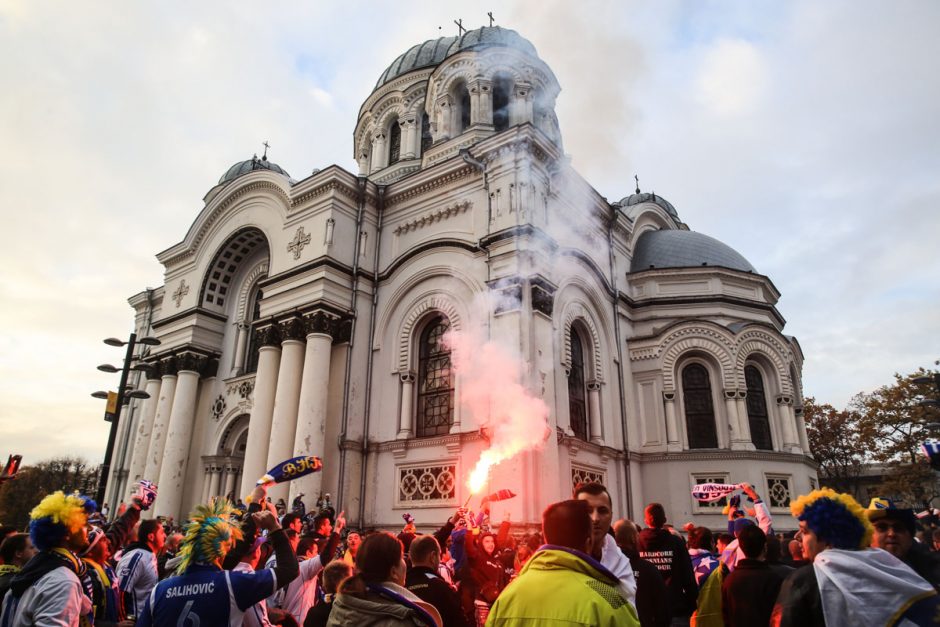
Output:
top-left (116, 518), bottom-right (164, 617)
top-left (137, 496), bottom-right (299, 627)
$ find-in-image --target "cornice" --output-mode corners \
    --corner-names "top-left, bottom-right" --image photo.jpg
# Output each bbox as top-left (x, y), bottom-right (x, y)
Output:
top-left (151, 306), bottom-right (228, 329)
top-left (369, 430), bottom-right (485, 453)
top-left (385, 164), bottom-right (475, 207)
top-left (393, 200), bottom-right (472, 235)
top-left (631, 448), bottom-right (818, 468)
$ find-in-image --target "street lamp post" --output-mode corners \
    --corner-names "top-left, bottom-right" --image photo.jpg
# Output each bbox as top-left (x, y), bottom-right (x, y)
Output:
top-left (92, 332), bottom-right (160, 505)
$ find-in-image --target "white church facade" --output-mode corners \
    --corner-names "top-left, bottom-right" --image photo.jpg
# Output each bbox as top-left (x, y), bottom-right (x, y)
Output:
top-left (105, 26), bottom-right (817, 530)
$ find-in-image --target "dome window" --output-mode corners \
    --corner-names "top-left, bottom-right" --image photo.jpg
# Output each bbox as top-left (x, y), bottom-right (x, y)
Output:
top-left (388, 121), bottom-right (401, 165)
top-left (455, 83), bottom-right (471, 133)
top-left (493, 74), bottom-right (512, 132)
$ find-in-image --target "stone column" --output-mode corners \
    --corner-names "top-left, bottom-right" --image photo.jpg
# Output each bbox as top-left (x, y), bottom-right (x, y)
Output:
top-left (587, 381), bottom-right (603, 445)
top-left (143, 367), bottom-right (177, 484)
top-left (240, 326), bottom-right (282, 497)
top-left (511, 84), bottom-right (532, 125)
top-left (397, 371), bottom-right (416, 439)
top-left (734, 390), bottom-right (751, 447)
top-left (208, 465), bottom-right (222, 500)
top-left (795, 407), bottom-right (811, 454)
top-left (231, 322), bottom-right (249, 377)
top-left (291, 313), bottom-right (334, 503)
top-left (200, 463), bottom-right (212, 503)
top-left (437, 96), bottom-right (452, 140)
top-left (777, 396), bottom-right (801, 453)
top-left (358, 151), bottom-right (370, 176)
top-left (155, 358), bottom-right (202, 520)
top-left (265, 318), bottom-right (307, 502)
top-left (727, 389), bottom-right (754, 450)
top-left (401, 118), bottom-right (417, 159)
top-left (126, 373), bottom-right (162, 485)
top-left (663, 391), bottom-right (681, 451)
top-left (223, 463), bottom-right (238, 500)
top-left (370, 133), bottom-right (387, 172)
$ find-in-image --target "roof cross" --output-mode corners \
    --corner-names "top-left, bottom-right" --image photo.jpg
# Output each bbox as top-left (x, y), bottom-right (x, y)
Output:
top-left (262, 141), bottom-right (270, 160)
top-left (488, 12), bottom-right (495, 27)
top-left (454, 19), bottom-right (466, 35)
top-left (634, 174), bottom-right (641, 194)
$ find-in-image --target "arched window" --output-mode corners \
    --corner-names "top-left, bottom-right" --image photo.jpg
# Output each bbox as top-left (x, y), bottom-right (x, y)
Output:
top-left (456, 83), bottom-right (471, 133)
top-left (493, 75), bottom-right (512, 132)
top-left (420, 112), bottom-right (432, 153)
top-left (567, 327), bottom-right (589, 441)
top-left (745, 365), bottom-right (773, 450)
top-left (682, 363), bottom-right (718, 449)
top-left (244, 288), bottom-right (263, 374)
top-left (388, 120), bottom-right (401, 165)
top-left (416, 315), bottom-right (454, 437)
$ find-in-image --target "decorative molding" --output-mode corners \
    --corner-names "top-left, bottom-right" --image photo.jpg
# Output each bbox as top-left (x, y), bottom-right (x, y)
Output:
top-left (210, 395), bottom-right (226, 421)
top-left (369, 430), bottom-right (484, 453)
top-left (396, 462), bottom-right (457, 507)
top-left (287, 226), bottom-right (311, 260)
top-left (278, 316), bottom-right (307, 342)
top-left (291, 180), bottom-right (359, 207)
top-left (394, 200), bottom-right (472, 235)
top-left (172, 280), bottom-right (189, 308)
top-left (385, 165), bottom-right (475, 207)
top-left (397, 296), bottom-right (463, 373)
top-left (235, 262), bottom-right (268, 322)
top-left (530, 279), bottom-right (555, 317)
top-left (634, 449), bottom-right (818, 468)
top-left (561, 302), bottom-right (605, 384)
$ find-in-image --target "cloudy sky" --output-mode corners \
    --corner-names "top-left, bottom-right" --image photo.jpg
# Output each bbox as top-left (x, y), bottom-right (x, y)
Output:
top-left (1, 0), bottom-right (938, 464)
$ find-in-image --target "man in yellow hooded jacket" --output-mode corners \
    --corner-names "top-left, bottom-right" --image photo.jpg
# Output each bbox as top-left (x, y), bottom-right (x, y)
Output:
top-left (485, 499), bottom-right (639, 626)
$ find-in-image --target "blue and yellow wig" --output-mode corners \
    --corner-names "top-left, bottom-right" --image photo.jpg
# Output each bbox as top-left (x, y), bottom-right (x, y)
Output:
top-left (29, 491), bottom-right (95, 552)
top-left (790, 488), bottom-right (872, 550)
top-left (176, 498), bottom-right (243, 574)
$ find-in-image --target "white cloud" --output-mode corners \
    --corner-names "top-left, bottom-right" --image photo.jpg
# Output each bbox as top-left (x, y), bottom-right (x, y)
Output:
top-left (694, 38), bottom-right (768, 116)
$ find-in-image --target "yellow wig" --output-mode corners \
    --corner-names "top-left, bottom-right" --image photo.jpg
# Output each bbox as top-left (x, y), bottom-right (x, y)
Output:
top-left (29, 491), bottom-right (92, 551)
top-left (176, 498), bottom-right (243, 574)
top-left (790, 488), bottom-right (873, 550)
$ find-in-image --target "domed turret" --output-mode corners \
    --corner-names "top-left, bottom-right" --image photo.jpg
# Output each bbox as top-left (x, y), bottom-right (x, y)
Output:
top-left (218, 155), bottom-right (290, 186)
top-left (356, 25), bottom-right (561, 182)
top-left (631, 230), bottom-right (756, 273)
top-left (620, 192), bottom-right (678, 219)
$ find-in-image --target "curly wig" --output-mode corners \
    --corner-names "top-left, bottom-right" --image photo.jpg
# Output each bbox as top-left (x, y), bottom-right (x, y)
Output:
top-left (176, 498), bottom-right (243, 574)
top-left (790, 488), bottom-right (872, 550)
top-left (29, 491), bottom-right (95, 552)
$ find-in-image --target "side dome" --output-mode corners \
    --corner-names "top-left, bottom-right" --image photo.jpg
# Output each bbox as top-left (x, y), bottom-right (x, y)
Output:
top-left (620, 192), bottom-right (678, 218)
top-left (631, 230), bottom-right (756, 273)
top-left (219, 155), bottom-right (290, 185)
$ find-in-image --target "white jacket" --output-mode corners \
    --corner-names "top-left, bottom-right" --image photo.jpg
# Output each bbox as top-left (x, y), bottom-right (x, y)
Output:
top-left (0, 566), bottom-right (91, 627)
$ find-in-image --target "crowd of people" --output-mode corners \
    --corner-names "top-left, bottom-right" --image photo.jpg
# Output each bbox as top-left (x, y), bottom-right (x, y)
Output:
top-left (1, 477), bottom-right (939, 626)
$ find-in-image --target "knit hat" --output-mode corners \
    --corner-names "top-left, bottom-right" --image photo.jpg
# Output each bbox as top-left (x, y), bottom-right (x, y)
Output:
top-left (866, 497), bottom-right (917, 535)
top-left (791, 488), bottom-right (872, 550)
top-left (732, 517), bottom-right (755, 537)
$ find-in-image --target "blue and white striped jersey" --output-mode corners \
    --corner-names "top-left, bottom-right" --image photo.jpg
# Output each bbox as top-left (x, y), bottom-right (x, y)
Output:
top-left (115, 547), bottom-right (158, 617)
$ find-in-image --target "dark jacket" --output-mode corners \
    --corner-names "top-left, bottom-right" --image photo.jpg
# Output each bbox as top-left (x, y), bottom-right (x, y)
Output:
top-left (406, 565), bottom-right (468, 627)
top-left (626, 552), bottom-right (669, 627)
top-left (904, 542), bottom-right (940, 591)
top-left (721, 558), bottom-right (783, 627)
top-left (637, 527), bottom-right (697, 618)
top-left (304, 599), bottom-right (333, 627)
top-left (771, 564), bottom-right (825, 627)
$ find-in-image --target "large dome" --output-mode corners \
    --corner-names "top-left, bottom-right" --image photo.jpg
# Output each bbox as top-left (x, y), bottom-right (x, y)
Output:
top-left (219, 155), bottom-right (290, 185)
top-left (374, 26), bottom-right (539, 90)
top-left (631, 230), bottom-right (756, 273)
top-left (619, 192), bottom-right (678, 219)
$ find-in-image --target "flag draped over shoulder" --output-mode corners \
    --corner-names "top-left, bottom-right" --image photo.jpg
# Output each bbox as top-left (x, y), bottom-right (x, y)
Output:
top-left (814, 548), bottom-right (939, 626)
top-left (691, 483), bottom-right (742, 502)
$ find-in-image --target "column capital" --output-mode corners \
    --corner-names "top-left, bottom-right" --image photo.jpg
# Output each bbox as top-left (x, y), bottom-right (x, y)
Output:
top-left (400, 371), bottom-right (416, 384)
top-left (736, 389), bottom-right (748, 399)
top-left (662, 390), bottom-right (676, 402)
top-left (587, 380), bottom-right (601, 392)
top-left (775, 394), bottom-right (794, 406)
top-left (723, 389), bottom-right (737, 399)
top-left (253, 325), bottom-right (282, 348)
top-left (304, 311), bottom-right (335, 337)
top-left (278, 316), bottom-right (307, 343)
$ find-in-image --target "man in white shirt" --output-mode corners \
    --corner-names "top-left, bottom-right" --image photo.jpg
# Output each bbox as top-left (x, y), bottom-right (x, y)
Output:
top-left (574, 481), bottom-right (638, 607)
top-left (117, 518), bottom-right (165, 617)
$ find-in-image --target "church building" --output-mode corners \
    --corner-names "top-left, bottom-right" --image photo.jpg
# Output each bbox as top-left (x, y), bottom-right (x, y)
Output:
top-left (105, 26), bottom-right (817, 530)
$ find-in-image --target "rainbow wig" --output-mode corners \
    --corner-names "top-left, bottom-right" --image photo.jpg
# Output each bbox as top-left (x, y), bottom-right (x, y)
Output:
top-left (176, 498), bottom-right (243, 574)
top-left (790, 488), bottom-right (872, 550)
top-left (29, 491), bottom-right (95, 552)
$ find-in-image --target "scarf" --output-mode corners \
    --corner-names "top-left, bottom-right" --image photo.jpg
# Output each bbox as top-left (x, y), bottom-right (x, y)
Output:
top-left (6, 548), bottom-right (92, 627)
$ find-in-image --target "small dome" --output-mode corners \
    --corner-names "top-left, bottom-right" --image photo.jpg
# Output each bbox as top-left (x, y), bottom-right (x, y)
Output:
top-left (631, 230), bottom-right (756, 273)
top-left (374, 26), bottom-right (539, 91)
top-left (219, 155), bottom-right (290, 185)
top-left (620, 192), bottom-right (678, 218)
